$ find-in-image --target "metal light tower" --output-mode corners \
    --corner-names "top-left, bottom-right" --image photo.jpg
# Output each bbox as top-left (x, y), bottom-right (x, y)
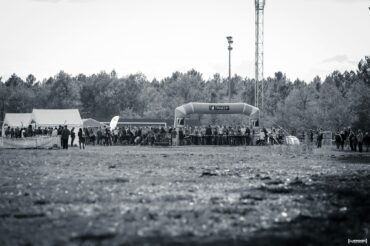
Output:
top-left (227, 36), bottom-right (233, 103)
top-left (255, 0), bottom-right (265, 111)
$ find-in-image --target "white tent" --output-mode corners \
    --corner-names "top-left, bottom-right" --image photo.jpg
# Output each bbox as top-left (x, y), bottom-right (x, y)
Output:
top-left (31, 109), bottom-right (83, 128)
top-left (31, 109), bottom-right (83, 146)
top-left (2, 113), bottom-right (32, 137)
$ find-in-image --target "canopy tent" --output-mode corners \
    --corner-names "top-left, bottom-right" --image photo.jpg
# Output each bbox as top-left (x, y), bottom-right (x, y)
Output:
top-left (174, 102), bottom-right (259, 128)
top-left (31, 109), bottom-right (83, 128)
top-left (1, 113), bottom-right (32, 137)
top-left (82, 118), bottom-right (106, 128)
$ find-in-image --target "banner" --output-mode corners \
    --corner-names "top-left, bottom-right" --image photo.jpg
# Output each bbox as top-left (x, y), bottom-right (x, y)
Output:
top-left (110, 116), bottom-right (120, 130)
top-left (0, 136), bottom-right (61, 149)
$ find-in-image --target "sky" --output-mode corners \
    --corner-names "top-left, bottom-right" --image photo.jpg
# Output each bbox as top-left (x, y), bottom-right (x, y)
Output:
top-left (0, 0), bottom-right (369, 82)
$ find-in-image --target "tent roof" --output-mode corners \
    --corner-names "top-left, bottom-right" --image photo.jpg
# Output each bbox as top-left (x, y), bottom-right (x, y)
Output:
top-left (82, 118), bottom-right (105, 128)
top-left (2, 113), bottom-right (32, 127)
top-left (32, 109), bottom-right (83, 126)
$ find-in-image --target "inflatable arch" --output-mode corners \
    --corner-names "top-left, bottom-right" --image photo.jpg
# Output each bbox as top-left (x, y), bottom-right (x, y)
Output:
top-left (174, 102), bottom-right (259, 128)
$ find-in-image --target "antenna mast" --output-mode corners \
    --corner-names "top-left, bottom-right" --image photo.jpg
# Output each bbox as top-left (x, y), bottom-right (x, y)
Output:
top-left (255, 0), bottom-right (265, 111)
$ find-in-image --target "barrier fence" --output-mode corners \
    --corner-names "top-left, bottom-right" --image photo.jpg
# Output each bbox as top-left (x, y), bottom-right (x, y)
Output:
top-left (0, 136), bottom-right (61, 149)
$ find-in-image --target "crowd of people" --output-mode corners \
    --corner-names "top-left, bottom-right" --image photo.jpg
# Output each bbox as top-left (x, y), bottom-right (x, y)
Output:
top-left (73, 125), bottom-right (172, 147)
top-left (78, 125), bottom-right (285, 147)
top-left (177, 125), bottom-right (284, 146)
top-left (3, 125), bottom-right (87, 150)
top-left (334, 128), bottom-right (370, 153)
top-left (2, 124), bottom-right (370, 152)
top-left (3, 125), bottom-right (53, 138)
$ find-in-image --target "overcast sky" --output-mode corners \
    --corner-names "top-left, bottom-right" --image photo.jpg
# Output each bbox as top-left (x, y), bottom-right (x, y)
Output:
top-left (0, 0), bottom-right (369, 82)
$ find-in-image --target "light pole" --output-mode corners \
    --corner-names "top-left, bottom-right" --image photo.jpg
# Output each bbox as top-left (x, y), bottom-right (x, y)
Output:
top-left (227, 36), bottom-right (233, 103)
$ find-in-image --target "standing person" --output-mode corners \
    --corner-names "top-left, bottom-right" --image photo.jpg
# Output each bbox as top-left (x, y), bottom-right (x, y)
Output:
top-left (102, 127), bottom-right (107, 145)
top-left (89, 128), bottom-right (96, 145)
top-left (27, 125), bottom-right (33, 137)
top-left (349, 129), bottom-right (354, 151)
top-left (70, 127), bottom-right (76, 147)
top-left (61, 125), bottom-right (70, 149)
top-left (126, 128), bottom-right (133, 145)
top-left (364, 132), bottom-right (370, 152)
top-left (106, 127), bottom-right (113, 146)
top-left (52, 127), bottom-right (58, 137)
top-left (148, 127), bottom-right (155, 145)
top-left (120, 127), bottom-right (127, 144)
top-left (78, 128), bottom-right (85, 149)
top-left (349, 130), bottom-right (356, 151)
top-left (310, 130), bottom-right (314, 143)
top-left (344, 127), bottom-right (350, 149)
top-left (15, 127), bottom-right (20, 138)
top-left (352, 131), bottom-right (358, 152)
top-left (262, 127), bottom-right (268, 143)
top-left (5, 127), bottom-right (10, 138)
top-left (113, 127), bottom-right (119, 145)
top-left (245, 127), bottom-right (251, 146)
top-left (205, 125), bottom-right (212, 145)
top-left (84, 128), bottom-right (90, 145)
top-left (317, 128), bottom-right (323, 148)
top-left (357, 130), bottom-right (364, 153)
top-left (222, 126), bottom-right (228, 145)
top-left (213, 127), bottom-right (219, 145)
top-left (97, 127), bottom-right (102, 145)
top-left (334, 129), bottom-right (342, 150)
top-left (340, 129), bottom-right (346, 150)
top-left (58, 125), bottom-right (63, 146)
top-left (259, 129), bottom-right (266, 145)
top-left (270, 128), bottom-right (277, 145)
top-left (179, 128), bottom-right (184, 146)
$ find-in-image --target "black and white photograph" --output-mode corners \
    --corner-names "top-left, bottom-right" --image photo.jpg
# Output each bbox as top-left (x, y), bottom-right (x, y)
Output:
top-left (0, 0), bottom-right (370, 245)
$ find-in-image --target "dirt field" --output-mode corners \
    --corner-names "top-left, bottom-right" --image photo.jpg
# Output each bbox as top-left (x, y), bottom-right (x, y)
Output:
top-left (0, 145), bottom-right (369, 246)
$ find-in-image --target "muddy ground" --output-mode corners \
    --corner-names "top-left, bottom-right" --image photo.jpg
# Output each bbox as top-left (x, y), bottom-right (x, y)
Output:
top-left (0, 145), bottom-right (369, 246)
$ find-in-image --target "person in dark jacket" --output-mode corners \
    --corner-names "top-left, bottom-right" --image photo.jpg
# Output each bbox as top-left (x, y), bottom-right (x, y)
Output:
top-left (351, 131), bottom-right (358, 152)
top-left (340, 129), bottom-right (346, 150)
top-left (334, 129), bottom-right (342, 150)
top-left (15, 127), bottom-right (20, 138)
top-left (179, 128), bottom-right (184, 145)
top-left (205, 125), bottom-right (212, 145)
top-left (78, 128), bottom-right (85, 149)
top-left (245, 127), bottom-right (251, 146)
top-left (364, 132), bottom-right (370, 152)
top-left (70, 127), bottom-right (76, 147)
top-left (5, 127), bottom-right (11, 138)
top-left (317, 128), bottom-right (323, 148)
top-left (262, 127), bottom-right (268, 143)
top-left (61, 125), bottom-right (70, 149)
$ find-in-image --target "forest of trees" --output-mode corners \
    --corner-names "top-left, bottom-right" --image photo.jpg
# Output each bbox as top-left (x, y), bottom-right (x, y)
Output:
top-left (0, 56), bottom-right (369, 132)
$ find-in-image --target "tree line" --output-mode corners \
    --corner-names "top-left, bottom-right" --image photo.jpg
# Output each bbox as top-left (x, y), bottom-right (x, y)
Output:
top-left (0, 56), bottom-right (369, 132)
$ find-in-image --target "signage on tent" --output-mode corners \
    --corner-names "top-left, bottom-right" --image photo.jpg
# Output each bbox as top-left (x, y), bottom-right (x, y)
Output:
top-left (209, 105), bottom-right (230, 111)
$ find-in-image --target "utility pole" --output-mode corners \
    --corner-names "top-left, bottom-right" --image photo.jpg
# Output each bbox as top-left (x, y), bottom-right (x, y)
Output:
top-left (255, 0), bottom-right (265, 112)
top-left (227, 36), bottom-right (233, 103)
